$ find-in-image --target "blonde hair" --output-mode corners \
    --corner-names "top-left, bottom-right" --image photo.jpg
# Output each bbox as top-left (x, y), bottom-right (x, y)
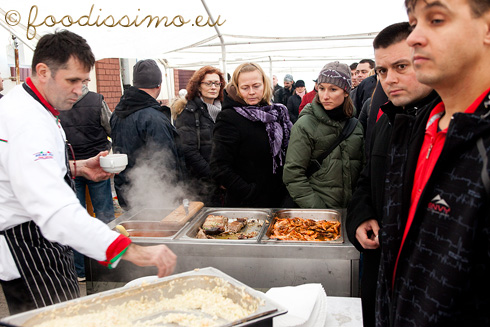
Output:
top-left (231, 62), bottom-right (272, 105)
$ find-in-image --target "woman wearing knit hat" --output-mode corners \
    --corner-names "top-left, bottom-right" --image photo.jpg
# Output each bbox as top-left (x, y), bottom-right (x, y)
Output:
top-left (210, 62), bottom-right (292, 207)
top-left (283, 61), bottom-right (365, 209)
top-left (173, 66), bottom-right (225, 206)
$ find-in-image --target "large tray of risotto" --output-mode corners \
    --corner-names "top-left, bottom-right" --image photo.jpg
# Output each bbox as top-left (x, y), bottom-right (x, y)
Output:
top-left (1, 267), bottom-right (287, 327)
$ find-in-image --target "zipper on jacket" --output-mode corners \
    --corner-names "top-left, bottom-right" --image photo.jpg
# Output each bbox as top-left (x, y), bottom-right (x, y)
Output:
top-left (426, 137), bottom-right (434, 159)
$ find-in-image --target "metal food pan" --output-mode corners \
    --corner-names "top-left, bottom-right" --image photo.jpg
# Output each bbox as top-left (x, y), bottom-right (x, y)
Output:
top-left (2, 267), bottom-right (287, 327)
top-left (176, 208), bottom-right (272, 243)
top-left (117, 208), bottom-right (175, 222)
top-left (260, 209), bottom-right (344, 244)
top-left (113, 221), bottom-right (181, 238)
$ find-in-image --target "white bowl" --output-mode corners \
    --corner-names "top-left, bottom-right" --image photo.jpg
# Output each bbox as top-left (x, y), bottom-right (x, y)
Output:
top-left (100, 154), bottom-right (128, 173)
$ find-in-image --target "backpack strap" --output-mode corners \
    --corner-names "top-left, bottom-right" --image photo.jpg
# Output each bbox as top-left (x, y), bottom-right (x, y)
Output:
top-left (194, 110), bottom-right (201, 151)
top-left (306, 117), bottom-right (358, 177)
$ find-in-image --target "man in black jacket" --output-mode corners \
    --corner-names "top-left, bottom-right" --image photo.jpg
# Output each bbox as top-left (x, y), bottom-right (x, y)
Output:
top-left (273, 74), bottom-right (295, 106)
top-left (346, 22), bottom-right (435, 327)
top-left (111, 59), bottom-right (184, 210)
top-left (375, 0), bottom-right (490, 325)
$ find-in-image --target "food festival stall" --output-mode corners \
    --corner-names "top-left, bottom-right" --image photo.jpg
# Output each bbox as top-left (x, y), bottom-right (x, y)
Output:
top-left (85, 205), bottom-right (360, 298)
top-left (1, 205), bottom-right (362, 326)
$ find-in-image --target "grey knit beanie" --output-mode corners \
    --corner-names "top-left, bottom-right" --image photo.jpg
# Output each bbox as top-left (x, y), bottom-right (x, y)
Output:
top-left (317, 61), bottom-right (352, 92)
top-left (133, 59), bottom-right (162, 89)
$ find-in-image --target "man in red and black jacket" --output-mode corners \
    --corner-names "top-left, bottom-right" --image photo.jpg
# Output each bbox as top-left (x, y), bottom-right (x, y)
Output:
top-left (375, 0), bottom-right (490, 325)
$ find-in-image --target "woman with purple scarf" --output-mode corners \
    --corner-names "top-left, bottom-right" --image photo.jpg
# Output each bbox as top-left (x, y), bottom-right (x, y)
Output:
top-left (210, 63), bottom-right (292, 208)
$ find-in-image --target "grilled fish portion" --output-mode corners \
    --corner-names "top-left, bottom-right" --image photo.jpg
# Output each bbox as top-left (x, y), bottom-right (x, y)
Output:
top-left (202, 215), bottom-right (228, 235)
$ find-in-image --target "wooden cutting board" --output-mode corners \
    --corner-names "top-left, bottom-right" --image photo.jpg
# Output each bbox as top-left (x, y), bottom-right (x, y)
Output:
top-left (161, 201), bottom-right (204, 226)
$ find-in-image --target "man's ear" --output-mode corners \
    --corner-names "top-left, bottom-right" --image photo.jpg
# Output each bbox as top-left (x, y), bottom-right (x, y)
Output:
top-left (35, 63), bottom-right (50, 82)
top-left (483, 10), bottom-right (490, 46)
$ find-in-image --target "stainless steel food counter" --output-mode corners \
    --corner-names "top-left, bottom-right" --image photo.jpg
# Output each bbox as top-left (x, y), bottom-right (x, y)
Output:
top-left (86, 207), bottom-right (360, 297)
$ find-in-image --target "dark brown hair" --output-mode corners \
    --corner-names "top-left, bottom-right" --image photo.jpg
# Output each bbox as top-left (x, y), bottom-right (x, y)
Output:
top-left (186, 66), bottom-right (225, 102)
top-left (373, 22), bottom-right (411, 49)
top-left (32, 30), bottom-right (94, 76)
top-left (405, 0), bottom-right (490, 17)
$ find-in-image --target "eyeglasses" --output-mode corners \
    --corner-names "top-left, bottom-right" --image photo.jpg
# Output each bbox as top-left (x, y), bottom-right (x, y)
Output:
top-left (201, 81), bottom-right (222, 87)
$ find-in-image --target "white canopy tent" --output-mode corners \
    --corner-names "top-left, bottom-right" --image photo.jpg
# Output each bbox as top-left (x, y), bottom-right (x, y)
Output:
top-left (0, 0), bottom-right (410, 93)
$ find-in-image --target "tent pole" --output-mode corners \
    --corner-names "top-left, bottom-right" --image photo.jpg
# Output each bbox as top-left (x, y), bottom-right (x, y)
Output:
top-left (200, 0), bottom-right (226, 77)
top-left (269, 56), bottom-right (273, 85)
top-left (159, 59), bottom-right (174, 106)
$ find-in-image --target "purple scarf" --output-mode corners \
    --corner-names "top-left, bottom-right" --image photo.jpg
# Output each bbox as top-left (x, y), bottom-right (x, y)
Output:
top-left (234, 103), bottom-right (293, 173)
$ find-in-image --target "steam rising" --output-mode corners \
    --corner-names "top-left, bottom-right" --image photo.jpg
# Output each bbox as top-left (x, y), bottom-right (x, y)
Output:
top-left (121, 145), bottom-right (193, 210)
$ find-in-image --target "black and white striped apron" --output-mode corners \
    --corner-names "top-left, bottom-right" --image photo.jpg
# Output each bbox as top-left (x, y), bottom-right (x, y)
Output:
top-left (1, 222), bottom-right (80, 311)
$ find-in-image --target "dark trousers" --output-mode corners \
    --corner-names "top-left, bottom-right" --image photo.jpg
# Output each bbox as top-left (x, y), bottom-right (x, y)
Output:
top-left (361, 249), bottom-right (381, 327)
top-left (1, 278), bottom-right (37, 315)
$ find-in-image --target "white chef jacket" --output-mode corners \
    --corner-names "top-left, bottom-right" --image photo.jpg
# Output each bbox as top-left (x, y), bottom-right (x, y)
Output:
top-left (0, 84), bottom-right (123, 281)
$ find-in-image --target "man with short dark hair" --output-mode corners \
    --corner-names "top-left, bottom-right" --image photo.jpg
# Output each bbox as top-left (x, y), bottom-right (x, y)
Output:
top-left (350, 62), bottom-right (359, 88)
top-left (110, 59), bottom-right (184, 210)
top-left (0, 31), bottom-right (176, 315)
top-left (355, 59), bottom-right (375, 85)
top-left (351, 59), bottom-right (376, 114)
top-left (346, 21), bottom-right (437, 327)
top-left (376, 0), bottom-right (490, 325)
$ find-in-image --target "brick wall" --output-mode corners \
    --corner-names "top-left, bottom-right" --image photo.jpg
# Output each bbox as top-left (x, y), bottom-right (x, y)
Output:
top-left (173, 69), bottom-right (195, 97)
top-left (95, 59), bottom-right (122, 112)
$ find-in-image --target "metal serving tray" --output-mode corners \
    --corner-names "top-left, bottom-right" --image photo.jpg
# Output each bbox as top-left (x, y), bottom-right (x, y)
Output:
top-left (108, 208), bottom-right (201, 240)
top-left (2, 267), bottom-right (287, 327)
top-left (260, 209), bottom-right (344, 244)
top-left (113, 221), bottom-right (181, 238)
top-left (176, 208), bottom-right (272, 243)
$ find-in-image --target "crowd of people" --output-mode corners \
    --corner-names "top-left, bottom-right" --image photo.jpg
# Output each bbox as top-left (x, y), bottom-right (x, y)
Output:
top-left (0, 0), bottom-right (489, 325)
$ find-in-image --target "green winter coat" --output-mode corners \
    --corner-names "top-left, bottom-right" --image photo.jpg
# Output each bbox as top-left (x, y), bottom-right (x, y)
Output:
top-left (283, 99), bottom-right (365, 208)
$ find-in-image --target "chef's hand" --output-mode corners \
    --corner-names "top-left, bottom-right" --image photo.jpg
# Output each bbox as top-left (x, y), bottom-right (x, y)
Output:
top-left (356, 219), bottom-right (380, 250)
top-left (122, 244), bottom-right (177, 278)
top-left (71, 151), bottom-right (113, 182)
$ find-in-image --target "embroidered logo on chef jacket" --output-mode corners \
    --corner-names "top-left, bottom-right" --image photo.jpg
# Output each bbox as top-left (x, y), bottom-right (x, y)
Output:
top-left (33, 151), bottom-right (54, 161)
top-left (427, 194), bottom-right (451, 215)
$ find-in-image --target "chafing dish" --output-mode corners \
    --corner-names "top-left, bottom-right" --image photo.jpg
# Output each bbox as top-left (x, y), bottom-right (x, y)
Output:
top-left (176, 208), bottom-right (272, 243)
top-left (260, 209), bottom-right (344, 244)
top-left (1, 267), bottom-right (287, 327)
top-left (109, 208), bottom-right (196, 239)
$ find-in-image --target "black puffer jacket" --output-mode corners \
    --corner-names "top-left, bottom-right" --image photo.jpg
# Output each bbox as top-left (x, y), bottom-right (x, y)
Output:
top-left (175, 97), bottom-right (220, 205)
top-left (59, 91), bottom-right (111, 160)
top-left (175, 97), bottom-right (214, 178)
top-left (376, 91), bottom-right (490, 326)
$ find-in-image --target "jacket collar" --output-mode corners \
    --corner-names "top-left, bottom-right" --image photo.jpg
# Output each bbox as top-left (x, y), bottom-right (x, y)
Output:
top-left (381, 90), bottom-right (440, 124)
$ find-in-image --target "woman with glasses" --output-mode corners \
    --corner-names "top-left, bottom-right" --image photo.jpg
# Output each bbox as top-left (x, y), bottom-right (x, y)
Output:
top-left (173, 66), bottom-right (225, 206)
top-left (210, 63), bottom-right (292, 208)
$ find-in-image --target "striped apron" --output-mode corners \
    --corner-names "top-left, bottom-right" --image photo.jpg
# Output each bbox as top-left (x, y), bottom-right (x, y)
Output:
top-left (1, 222), bottom-right (80, 311)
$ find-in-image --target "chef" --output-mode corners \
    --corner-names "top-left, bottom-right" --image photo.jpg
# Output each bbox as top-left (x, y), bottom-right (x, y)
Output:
top-left (0, 30), bottom-right (177, 315)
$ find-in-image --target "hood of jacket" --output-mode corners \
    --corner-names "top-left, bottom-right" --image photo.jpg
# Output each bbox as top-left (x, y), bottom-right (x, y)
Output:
top-left (114, 86), bottom-right (163, 118)
top-left (171, 97), bottom-right (187, 120)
